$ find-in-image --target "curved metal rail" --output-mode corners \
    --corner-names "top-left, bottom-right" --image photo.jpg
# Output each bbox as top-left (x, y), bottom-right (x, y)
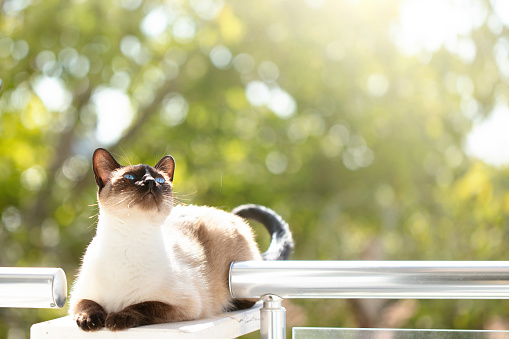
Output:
top-left (0, 267), bottom-right (67, 308)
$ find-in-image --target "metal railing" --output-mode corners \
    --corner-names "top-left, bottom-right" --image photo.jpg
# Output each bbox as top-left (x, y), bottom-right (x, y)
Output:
top-left (229, 261), bottom-right (509, 339)
top-left (0, 267), bottom-right (67, 308)
top-left (6, 262), bottom-right (509, 337)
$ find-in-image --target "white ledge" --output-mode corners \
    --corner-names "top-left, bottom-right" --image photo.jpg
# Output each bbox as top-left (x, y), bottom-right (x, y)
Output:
top-left (30, 302), bottom-right (261, 339)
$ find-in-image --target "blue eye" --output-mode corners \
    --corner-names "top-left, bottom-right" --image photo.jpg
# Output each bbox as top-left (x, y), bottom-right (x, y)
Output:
top-left (155, 177), bottom-right (165, 184)
top-left (124, 174), bottom-right (135, 180)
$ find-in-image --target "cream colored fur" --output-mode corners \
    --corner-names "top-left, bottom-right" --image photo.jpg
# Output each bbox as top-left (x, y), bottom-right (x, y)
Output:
top-left (69, 202), bottom-right (262, 321)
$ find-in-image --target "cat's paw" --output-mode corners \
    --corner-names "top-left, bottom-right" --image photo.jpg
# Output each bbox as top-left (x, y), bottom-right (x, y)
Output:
top-left (105, 311), bottom-right (141, 331)
top-left (76, 311), bottom-right (106, 331)
top-left (74, 299), bottom-right (107, 331)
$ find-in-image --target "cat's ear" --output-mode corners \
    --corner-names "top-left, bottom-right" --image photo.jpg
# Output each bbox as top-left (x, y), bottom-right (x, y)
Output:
top-left (93, 148), bottom-right (122, 190)
top-left (155, 155), bottom-right (175, 182)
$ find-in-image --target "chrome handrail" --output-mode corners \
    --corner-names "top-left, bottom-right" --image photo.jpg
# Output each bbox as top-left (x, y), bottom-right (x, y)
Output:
top-left (229, 261), bottom-right (509, 339)
top-left (0, 267), bottom-right (67, 308)
top-left (230, 261), bottom-right (509, 299)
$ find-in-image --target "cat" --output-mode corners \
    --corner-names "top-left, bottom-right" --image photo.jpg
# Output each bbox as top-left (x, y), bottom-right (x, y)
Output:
top-left (69, 148), bottom-right (293, 331)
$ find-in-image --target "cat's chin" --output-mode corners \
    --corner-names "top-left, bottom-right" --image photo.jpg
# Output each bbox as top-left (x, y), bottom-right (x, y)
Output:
top-left (100, 200), bottom-right (172, 221)
top-left (100, 193), bottom-right (172, 213)
top-left (139, 192), bottom-right (159, 208)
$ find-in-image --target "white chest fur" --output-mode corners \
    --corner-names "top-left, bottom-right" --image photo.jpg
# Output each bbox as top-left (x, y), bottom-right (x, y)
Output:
top-left (70, 210), bottom-right (203, 315)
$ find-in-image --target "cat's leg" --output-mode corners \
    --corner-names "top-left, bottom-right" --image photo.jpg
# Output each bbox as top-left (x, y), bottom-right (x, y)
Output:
top-left (105, 301), bottom-right (188, 330)
top-left (74, 299), bottom-right (107, 331)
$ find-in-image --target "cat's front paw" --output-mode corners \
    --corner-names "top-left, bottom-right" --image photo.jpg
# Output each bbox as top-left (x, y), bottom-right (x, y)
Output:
top-left (74, 299), bottom-right (107, 331)
top-left (105, 311), bottom-right (141, 331)
top-left (76, 311), bottom-right (106, 331)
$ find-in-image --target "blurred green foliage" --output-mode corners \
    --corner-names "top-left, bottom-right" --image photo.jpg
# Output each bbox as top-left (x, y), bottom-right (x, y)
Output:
top-left (2, 0), bottom-right (509, 338)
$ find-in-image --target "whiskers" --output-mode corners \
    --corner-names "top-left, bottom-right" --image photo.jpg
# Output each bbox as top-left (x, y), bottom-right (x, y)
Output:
top-left (171, 190), bottom-right (195, 207)
top-left (112, 193), bottom-right (138, 209)
top-left (116, 148), bottom-right (133, 166)
top-left (100, 189), bottom-right (176, 212)
top-left (87, 203), bottom-right (99, 229)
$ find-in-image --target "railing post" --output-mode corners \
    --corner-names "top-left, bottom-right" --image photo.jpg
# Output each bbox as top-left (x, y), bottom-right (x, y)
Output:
top-left (260, 294), bottom-right (286, 339)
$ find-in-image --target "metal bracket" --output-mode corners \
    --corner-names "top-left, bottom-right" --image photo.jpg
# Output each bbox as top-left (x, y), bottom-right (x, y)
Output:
top-left (260, 294), bottom-right (286, 339)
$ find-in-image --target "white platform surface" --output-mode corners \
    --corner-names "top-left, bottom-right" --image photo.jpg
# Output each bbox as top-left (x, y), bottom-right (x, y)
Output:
top-left (30, 303), bottom-right (261, 339)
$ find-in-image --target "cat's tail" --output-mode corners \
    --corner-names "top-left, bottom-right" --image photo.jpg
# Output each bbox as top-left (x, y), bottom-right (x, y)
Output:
top-left (232, 204), bottom-right (294, 261)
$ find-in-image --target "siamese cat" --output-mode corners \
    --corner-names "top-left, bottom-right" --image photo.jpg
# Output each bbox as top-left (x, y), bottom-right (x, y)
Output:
top-left (69, 148), bottom-right (293, 331)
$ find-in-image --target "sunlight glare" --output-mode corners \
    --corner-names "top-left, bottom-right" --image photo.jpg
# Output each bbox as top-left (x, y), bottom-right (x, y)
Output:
top-left (92, 87), bottom-right (134, 146)
top-left (393, 0), bottom-right (486, 60)
top-left (491, 0), bottom-right (509, 28)
top-left (465, 104), bottom-right (509, 167)
top-left (32, 76), bottom-right (72, 112)
top-left (140, 7), bottom-right (171, 37)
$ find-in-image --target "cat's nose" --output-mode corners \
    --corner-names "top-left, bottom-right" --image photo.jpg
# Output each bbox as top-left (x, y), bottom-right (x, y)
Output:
top-left (142, 174), bottom-right (156, 187)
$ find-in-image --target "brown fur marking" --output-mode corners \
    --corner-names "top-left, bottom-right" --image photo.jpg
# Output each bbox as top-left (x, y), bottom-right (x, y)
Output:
top-left (75, 299), bottom-right (107, 331)
top-left (191, 213), bottom-right (263, 311)
top-left (105, 301), bottom-right (186, 331)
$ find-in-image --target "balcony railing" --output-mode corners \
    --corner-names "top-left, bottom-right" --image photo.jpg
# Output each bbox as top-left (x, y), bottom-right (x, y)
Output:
top-left (0, 267), bottom-right (67, 309)
top-left (229, 261), bottom-right (509, 339)
top-left (229, 260), bottom-right (509, 299)
top-left (9, 261), bottom-right (509, 338)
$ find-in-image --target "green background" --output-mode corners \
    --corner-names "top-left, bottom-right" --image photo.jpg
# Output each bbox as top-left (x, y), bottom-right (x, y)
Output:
top-left (1, 0), bottom-right (509, 338)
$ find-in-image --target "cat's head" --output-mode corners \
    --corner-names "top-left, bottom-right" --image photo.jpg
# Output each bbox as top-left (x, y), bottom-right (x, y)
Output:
top-left (92, 148), bottom-right (175, 217)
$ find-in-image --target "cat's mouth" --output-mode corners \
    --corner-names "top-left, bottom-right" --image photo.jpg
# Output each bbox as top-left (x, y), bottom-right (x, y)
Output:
top-left (137, 187), bottom-right (162, 209)
top-left (143, 191), bottom-right (156, 200)
top-left (141, 186), bottom-right (158, 199)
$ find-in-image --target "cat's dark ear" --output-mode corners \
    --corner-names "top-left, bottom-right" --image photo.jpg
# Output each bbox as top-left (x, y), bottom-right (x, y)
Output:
top-left (155, 155), bottom-right (175, 182)
top-left (93, 148), bottom-right (122, 190)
